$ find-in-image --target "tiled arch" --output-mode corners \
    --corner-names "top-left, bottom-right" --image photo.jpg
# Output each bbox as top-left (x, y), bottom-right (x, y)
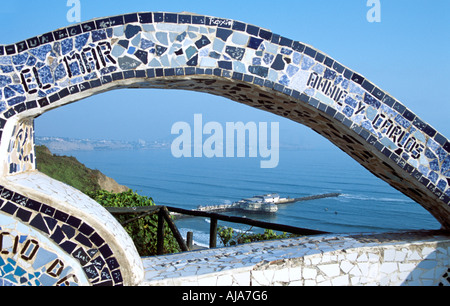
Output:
top-left (0, 12), bottom-right (448, 285)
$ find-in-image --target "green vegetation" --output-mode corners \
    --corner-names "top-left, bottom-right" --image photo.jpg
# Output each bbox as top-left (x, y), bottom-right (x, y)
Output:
top-left (88, 190), bottom-right (180, 256)
top-left (35, 145), bottom-right (101, 194)
top-left (35, 145), bottom-right (179, 256)
top-left (36, 145), bottom-right (296, 255)
top-left (218, 227), bottom-right (299, 247)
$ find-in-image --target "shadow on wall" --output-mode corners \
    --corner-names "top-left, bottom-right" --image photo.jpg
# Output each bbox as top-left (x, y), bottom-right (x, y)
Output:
top-left (401, 250), bottom-right (450, 286)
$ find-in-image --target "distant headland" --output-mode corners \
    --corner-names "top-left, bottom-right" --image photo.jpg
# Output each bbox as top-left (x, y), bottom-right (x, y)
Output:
top-left (35, 136), bottom-right (171, 152)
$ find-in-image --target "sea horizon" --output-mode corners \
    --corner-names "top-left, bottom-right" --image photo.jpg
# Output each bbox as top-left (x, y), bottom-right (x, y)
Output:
top-left (47, 143), bottom-right (441, 247)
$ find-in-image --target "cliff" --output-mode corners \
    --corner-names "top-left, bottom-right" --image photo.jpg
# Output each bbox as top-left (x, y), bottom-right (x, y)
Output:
top-left (35, 145), bottom-right (129, 194)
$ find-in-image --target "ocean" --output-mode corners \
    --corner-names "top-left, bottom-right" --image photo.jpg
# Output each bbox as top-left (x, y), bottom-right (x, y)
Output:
top-left (63, 147), bottom-right (441, 247)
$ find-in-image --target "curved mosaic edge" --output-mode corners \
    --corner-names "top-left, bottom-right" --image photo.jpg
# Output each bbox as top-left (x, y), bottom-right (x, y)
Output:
top-left (0, 212), bottom-right (90, 286)
top-left (0, 12), bottom-right (448, 230)
top-left (0, 185), bottom-right (124, 286)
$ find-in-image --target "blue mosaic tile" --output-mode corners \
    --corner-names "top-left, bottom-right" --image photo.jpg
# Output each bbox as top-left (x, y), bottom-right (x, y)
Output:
top-left (301, 56), bottom-right (315, 70)
top-left (7, 96), bottom-right (26, 107)
top-left (343, 105), bottom-right (354, 117)
top-left (286, 65), bottom-right (299, 77)
top-left (92, 30), bottom-right (107, 43)
top-left (12, 53), bottom-right (28, 66)
top-left (54, 64), bottom-right (67, 81)
top-left (364, 93), bottom-right (381, 109)
top-left (271, 54), bottom-right (285, 71)
top-left (0, 278), bottom-right (15, 286)
top-left (0, 75), bottom-right (12, 87)
top-left (0, 65), bottom-right (13, 73)
top-left (442, 156), bottom-right (450, 175)
top-left (37, 66), bottom-right (54, 84)
top-left (140, 38), bottom-right (155, 50)
top-left (29, 44), bottom-right (52, 61)
top-left (324, 68), bottom-right (336, 80)
top-left (248, 36), bottom-right (263, 50)
top-left (61, 38), bottom-right (73, 56)
top-left (4, 87), bottom-right (15, 99)
top-left (74, 33), bottom-right (90, 51)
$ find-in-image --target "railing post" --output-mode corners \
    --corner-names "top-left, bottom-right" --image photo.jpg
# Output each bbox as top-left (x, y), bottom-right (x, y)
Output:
top-left (210, 218), bottom-right (218, 249)
top-left (161, 207), bottom-right (189, 252)
top-left (157, 208), bottom-right (165, 255)
top-left (187, 232), bottom-right (193, 251)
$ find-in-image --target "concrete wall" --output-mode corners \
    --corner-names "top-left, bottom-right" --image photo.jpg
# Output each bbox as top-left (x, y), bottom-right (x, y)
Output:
top-left (141, 231), bottom-right (450, 286)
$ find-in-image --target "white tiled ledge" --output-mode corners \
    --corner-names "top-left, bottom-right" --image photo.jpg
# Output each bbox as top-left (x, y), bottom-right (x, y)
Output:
top-left (140, 231), bottom-right (450, 286)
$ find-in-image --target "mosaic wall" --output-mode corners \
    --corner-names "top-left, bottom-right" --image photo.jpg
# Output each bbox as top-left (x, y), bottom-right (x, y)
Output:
top-left (0, 213), bottom-right (87, 286)
top-left (0, 185), bottom-right (125, 286)
top-left (0, 12), bottom-right (448, 286)
top-left (142, 231), bottom-right (450, 286)
top-left (0, 12), bottom-right (447, 228)
top-left (6, 118), bottom-right (35, 174)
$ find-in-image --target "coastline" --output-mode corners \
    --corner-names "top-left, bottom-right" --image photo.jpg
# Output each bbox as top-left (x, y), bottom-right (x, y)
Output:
top-left (50, 148), bottom-right (441, 236)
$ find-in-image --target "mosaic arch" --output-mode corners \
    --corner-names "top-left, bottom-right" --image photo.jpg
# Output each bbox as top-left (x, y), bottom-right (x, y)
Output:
top-left (0, 11), bottom-right (449, 285)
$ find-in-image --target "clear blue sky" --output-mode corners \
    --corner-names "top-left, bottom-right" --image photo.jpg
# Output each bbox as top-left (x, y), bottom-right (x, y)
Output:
top-left (1, 0), bottom-right (449, 147)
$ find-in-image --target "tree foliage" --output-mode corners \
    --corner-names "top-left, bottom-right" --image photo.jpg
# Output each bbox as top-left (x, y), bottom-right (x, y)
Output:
top-left (88, 189), bottom-right (180, 256)
top-left (218, 226), bottom-right (299, 247)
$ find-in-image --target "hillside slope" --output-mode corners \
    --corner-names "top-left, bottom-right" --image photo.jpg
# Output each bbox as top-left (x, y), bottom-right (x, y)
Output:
top-left (35, 145), bottom-right (129, 194)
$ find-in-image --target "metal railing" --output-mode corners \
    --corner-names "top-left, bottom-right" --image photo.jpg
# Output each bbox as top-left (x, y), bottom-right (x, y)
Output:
top-left (107, 205), bottom-right (329, 255)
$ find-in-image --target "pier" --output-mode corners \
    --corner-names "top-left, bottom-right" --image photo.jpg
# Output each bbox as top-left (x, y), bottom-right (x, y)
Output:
top-left (277, 193), bottom-right (342, 204)
top-left (189, 193), bottom-right (342, 215)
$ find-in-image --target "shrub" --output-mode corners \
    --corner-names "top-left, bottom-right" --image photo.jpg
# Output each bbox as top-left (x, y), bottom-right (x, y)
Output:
top-left (88, 189), bottom-right (180, 256)
top-left (218, 226), bottom-right (299, 247)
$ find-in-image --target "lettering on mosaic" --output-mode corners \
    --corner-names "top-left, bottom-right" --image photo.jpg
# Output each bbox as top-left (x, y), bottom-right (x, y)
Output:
top-left (210, 18), bottom-right (232, 27)
top-left (20, 239), bottom-right (40, 261)
top-left (372, 113), bottom-right (425, 159)
top-left (0, 230), bottom-right (81, 286)
top-left (20, 67), bottom-right (46, 94)
top-left (1, 232), bottom-right (39, 261)
top-left (20, 41), bottom-right (115, 96)
top-left (0, 232), bottom-right (19, 255)
top-left (307, 72), bottom-right (348, 104)
top-left (62, 42), bottom-right (115, 77)
top-left (47, 259), bottom-right (65, 278)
